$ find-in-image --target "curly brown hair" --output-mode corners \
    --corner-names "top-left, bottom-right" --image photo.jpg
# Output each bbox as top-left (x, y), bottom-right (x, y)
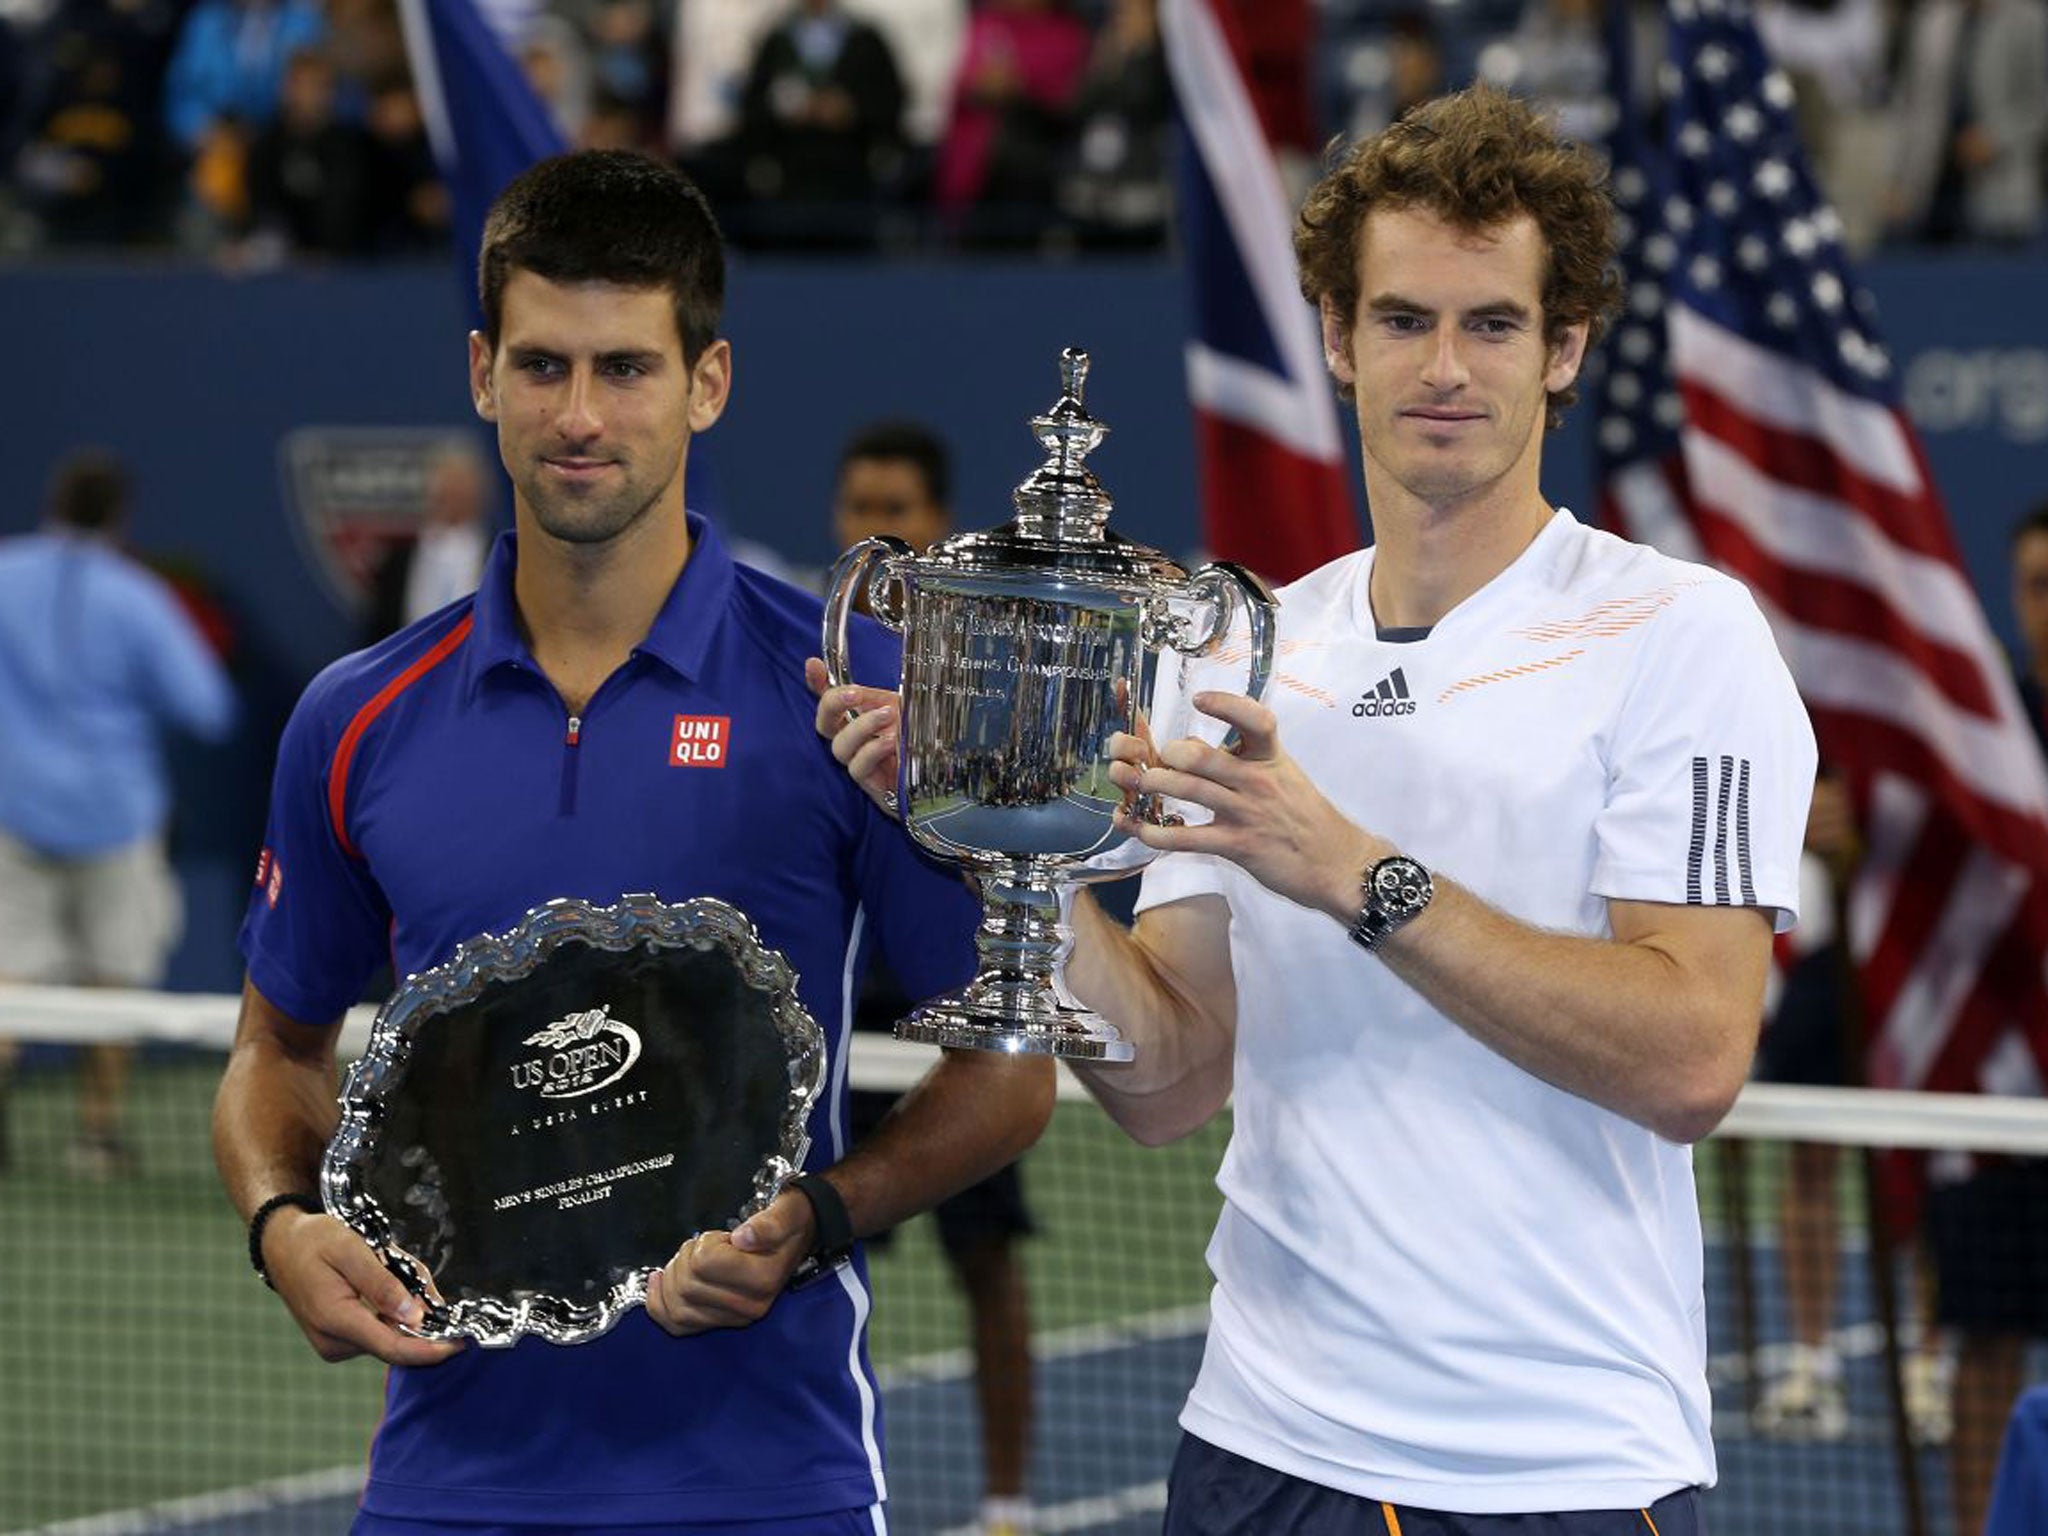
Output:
top-left (1294, 84), bottom-right (1622, 428)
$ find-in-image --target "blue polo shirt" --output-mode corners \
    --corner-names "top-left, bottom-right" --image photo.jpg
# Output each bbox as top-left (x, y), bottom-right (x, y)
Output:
top-left (240, 516), bottom-right (979, 1525)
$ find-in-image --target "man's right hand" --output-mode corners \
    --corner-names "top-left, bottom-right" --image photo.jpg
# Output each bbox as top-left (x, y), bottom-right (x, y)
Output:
top-left (262, 1205), bottom-right (464, 1368)
top-left (805, 657), bottom-right (901, 815)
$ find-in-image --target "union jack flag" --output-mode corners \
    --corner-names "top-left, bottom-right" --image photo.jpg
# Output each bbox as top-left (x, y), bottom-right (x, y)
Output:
top-left (1160, 0), bottom-right (1358, 584)
top-left (1598, 0), bottom-right (2048, 1096)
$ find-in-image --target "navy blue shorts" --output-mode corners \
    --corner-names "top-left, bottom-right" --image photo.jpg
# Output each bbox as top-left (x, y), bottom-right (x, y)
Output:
top-left (1162, 1433), bottom-right (1705, 1536)
top-left (354, 1508), bottom-right (883, 1535)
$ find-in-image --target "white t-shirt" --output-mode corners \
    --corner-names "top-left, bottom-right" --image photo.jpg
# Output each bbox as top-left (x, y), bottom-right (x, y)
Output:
top-left (1137, 509), bottom-right (1816, 1513)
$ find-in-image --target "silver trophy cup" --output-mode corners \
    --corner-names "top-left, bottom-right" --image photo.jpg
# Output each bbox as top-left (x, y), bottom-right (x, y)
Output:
top-left (823, 349), bottom-right (1277, 1060)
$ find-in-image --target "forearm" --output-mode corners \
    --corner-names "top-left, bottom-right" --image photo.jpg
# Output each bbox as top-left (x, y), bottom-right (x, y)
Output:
top-left (825, 1050), bottom-right (1055, 1236)
top-left (1372, 877), bottom-right (1767, 1143)
top-left (1062, 891), bottom-right (1235, 1147)
top-left (212, 1014), bottom-right (340, 1219)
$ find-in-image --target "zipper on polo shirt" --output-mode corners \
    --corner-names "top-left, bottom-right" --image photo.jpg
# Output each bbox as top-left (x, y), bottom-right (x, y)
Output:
top-left (560, 714), bottom-right (582, 817)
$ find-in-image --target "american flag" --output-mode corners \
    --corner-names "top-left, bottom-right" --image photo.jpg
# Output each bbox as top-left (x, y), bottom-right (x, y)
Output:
top-left (1160, 0), bottom-right (1358, 584)
top-left (1597, 0), bottom-right (2048, 1095)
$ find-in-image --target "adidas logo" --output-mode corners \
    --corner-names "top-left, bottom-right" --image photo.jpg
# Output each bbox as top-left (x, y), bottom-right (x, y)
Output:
top-left (1353, 667), bottom-right (1418, 718)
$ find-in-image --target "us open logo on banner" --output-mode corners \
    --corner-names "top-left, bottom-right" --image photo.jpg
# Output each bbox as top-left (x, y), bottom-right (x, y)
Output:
top-left (512, 1005), bottom-right (643, 1100)
top-left (671, 715), bottom-right (731, 767)
top-left (277, 427), bottom-right (486, 613)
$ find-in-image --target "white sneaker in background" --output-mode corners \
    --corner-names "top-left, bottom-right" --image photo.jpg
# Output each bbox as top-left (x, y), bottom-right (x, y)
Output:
top-left (1904, 1349), bottom-right (1954, 1446)
top-left (1754, 1344), bottom-right (1850, 1441)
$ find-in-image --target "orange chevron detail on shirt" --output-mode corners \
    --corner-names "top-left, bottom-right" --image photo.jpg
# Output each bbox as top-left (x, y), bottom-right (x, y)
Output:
top-left (1436, 647), bottom-right (1587, 702)
top-left (1188, 637), bottom-right (1340, 707)
top-left (1509, 580), bottom-right (1704, 643)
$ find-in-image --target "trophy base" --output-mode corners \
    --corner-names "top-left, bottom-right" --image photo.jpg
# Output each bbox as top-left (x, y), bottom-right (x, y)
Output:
top-left (896, 1000), bottom-right (1135, 1062)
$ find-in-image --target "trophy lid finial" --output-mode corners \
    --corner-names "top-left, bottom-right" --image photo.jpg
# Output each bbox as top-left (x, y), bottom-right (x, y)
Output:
top-left (1060, 348), bottom-right (1088, 408)
top-left (1014, 347), bottom-right (1111, 542)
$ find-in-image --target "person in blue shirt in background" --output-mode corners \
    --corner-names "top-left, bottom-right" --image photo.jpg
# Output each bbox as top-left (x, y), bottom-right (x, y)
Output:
top-left (212, 149), bottom-right (1054, 1535)
top-left (0, 449), bottom-right (238, 1175)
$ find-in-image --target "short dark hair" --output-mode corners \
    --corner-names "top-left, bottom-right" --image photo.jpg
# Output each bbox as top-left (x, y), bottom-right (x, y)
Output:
top-left (838, 420), bottom-right (951, 509)
top-left (1295, 83), bottom-right (1621, 428)
top-left (48, 450), bottom-right (130, 533)
top-left (478, 150), bottom-right (725, 363)
top-left (2012, 501), bottom-right (2048, 549)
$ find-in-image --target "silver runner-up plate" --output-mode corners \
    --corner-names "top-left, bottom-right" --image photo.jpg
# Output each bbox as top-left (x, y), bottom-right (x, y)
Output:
top-left (321, 893), bottom-right (827, 1348)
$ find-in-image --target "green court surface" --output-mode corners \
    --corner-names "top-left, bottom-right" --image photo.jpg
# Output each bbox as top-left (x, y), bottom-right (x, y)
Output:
top-left (0, 1052), bottom-right (1226, 1532)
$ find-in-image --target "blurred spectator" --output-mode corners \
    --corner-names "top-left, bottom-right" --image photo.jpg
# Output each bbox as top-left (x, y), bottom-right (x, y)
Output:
top-left (1498, 0), bottom-right (1611, 147)
top-left (1887, 0), bottom-right (2048, 247)
top-left (242, 47), bottom-right (372, 260)
top-left (1339, 10), bottom-right (1445, 143)
top-left (1058, 0), bottom-right (1171, 250)
top-left (584, 0), bottom-right (667, 136)
top-left (162, 0), bottom-right (325, 247)
top-left (1922, 498), bottom-right (2048, 1536)
top-left (361, 442), bottom-right (494, 644)
top-left (666, 0), bottom-right (779, 168)
top-left (935, 0), bottom-right (1090, 248)
top-left (521, 11), bottom-right (593, 144)
top-left (734, 0), bottom-right (908, 248)
top-left (0, 451), bottom-right (238, 1177)
top-left (579, 90), bottom-right (650, 151)
top-left (361, 70), bottom-right (448, 252)
top-left (851, 0), bottom-right (967, 159)
top-left (163, 0), bottom-right (324, 154)
top-left (1755, 0), bottom-right (1892, 252)
top-left (322, 0), bottom-right (408, 115)
top-left (10, 0), bottom-right (181, 248)
top-left (1931, 1133), bottom-right (2048, 1536)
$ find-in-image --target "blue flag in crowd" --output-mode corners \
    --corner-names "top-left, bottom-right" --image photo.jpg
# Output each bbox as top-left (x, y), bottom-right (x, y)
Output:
top-left (396, 0), bottom-right (565, 321)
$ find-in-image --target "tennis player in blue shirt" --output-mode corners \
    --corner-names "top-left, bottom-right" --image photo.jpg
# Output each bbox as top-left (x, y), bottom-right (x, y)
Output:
top-left (213, 150), bottom-right (1054, 1535)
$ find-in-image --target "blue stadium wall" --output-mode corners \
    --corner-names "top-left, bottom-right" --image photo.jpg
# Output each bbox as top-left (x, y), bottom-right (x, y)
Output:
top-left (2, 254), bottom-right (2043, 992)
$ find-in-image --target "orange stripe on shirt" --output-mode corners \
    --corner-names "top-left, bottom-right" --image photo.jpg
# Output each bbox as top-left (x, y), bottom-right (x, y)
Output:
top-left (326, 616), bottom-right (474, 858)
top-left (1436, 647), bottom-right (1586, 702)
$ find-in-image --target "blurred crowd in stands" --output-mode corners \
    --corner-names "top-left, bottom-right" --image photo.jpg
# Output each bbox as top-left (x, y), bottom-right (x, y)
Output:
top-left (0, 0), bottom-right (2041, 265)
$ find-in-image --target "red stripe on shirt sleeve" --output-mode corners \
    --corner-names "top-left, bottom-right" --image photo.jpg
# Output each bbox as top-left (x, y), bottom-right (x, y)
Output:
top-left (326, 616), bottom-right (475, 859)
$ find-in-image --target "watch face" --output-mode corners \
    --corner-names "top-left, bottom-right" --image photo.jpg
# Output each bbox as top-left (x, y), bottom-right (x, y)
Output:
top-left (1371, 858), bottom-right (1430, 917)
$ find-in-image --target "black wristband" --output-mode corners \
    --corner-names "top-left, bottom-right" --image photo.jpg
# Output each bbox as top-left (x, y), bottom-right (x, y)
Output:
top-left (786, 1172), bottom-right (854, 1258)
top-left (248, 1191), bottom-right (323, 1289)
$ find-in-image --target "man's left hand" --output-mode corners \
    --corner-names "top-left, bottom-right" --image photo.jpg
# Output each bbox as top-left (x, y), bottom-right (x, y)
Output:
top-left (644, 1189), bottom-right (818, 1335)
top-left (1108, 690), bottom-right (1382, 921)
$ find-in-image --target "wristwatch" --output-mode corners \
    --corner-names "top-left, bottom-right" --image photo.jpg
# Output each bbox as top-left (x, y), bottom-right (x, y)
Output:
top-left (1348, 855), bottom-right (1434, 951)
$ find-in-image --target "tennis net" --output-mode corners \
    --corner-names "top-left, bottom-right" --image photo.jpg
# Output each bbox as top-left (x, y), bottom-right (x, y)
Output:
top-left (0, 985), bottom-right (2043, 1535)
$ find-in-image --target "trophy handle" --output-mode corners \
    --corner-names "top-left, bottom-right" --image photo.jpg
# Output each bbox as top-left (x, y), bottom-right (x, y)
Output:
top-left (1176, 561), bottom-right (1280, 747)
top-left (821, 535), bottom-right (914, 690)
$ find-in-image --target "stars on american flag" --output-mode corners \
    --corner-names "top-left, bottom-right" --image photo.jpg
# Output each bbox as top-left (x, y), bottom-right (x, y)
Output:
top-left (1591, 0), bottom-right (2048, 1103)
top-left (1595, 1), bottom-right (1897, 466)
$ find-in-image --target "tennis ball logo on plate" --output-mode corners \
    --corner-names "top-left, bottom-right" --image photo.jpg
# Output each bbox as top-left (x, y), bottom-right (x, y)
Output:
top-left (510, 1005), bottom-right (643, 1099)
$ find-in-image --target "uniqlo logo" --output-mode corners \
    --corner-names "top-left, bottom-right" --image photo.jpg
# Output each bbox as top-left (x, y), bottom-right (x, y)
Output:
top-left (670, 715), bottom-right (731, 768)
